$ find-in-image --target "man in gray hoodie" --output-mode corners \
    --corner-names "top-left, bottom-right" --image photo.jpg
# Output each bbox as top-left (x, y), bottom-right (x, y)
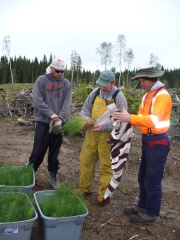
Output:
top-left (27, 58), bottom-right (72, 188)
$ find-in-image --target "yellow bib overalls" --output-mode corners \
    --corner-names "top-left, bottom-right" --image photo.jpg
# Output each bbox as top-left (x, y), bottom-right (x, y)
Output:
top-left (79, 96), bottom-right (113, 197)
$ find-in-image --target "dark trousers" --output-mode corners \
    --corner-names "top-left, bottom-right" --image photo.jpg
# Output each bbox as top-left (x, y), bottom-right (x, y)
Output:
top-left (137, 133), bottom-right (170, 216)
top-left (28, 122), bottom-right (63, 173)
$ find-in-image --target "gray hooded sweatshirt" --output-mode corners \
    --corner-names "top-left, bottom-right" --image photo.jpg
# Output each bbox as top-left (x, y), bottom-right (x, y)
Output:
top-left (33, 73), bottom-right (72, 124)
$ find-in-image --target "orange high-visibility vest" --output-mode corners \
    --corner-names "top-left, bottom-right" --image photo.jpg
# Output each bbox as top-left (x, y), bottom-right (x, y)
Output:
top-left (130, 88), bottom-right (172, 134)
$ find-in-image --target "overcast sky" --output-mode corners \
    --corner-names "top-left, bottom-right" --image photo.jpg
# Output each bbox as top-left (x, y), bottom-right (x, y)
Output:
top-left (0, 0), bottom-right (179, 71)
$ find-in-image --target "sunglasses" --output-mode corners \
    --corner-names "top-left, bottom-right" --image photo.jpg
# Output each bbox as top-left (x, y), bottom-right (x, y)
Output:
top-left (54, 69), bottom-right (64, 74)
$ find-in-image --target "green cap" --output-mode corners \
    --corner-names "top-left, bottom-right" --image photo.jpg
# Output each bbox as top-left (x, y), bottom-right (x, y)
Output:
top-left (96, 70), bottom-right (115, 86)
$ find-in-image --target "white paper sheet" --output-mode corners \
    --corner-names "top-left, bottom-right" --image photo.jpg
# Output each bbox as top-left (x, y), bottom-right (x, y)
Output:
top-left (96, 103), bottom-right (119, 125)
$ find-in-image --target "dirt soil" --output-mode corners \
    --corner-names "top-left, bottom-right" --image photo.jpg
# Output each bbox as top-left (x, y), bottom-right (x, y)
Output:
top-left (0, 118), bottom-right (180, 240)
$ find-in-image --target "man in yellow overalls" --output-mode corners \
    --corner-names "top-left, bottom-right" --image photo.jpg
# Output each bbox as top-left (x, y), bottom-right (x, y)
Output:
top-left (77, 70), bottom-right (127, 205)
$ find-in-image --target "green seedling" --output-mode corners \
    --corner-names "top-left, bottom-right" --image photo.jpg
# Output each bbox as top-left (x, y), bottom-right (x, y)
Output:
top-left (56, 116), bottom-right (93, 136)
top-left (0, 192), bottom-right (35, 222)
top-left (0, 165), bottom-right (33, 186)
top-left (39, 184), bottom-right (87, 218)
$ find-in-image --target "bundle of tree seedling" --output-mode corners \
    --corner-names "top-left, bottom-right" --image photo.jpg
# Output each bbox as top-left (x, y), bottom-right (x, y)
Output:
top-left (0, 165), bottom-right (33, 186)
top-left (39, 184), bottom-right (87, 217)
top-left (0, 192), bottom-right (35, 222)
top-left (57, 115), bottom-right (94, 136)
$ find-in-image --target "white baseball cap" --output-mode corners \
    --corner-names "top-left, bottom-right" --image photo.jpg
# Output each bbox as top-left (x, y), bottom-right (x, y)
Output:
top-left (51, 58), bottom-right (65, 71)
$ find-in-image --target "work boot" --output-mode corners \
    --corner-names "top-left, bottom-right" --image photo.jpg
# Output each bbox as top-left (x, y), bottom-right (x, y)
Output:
top-left (97, 196), bottom-right (110, 206)
top-left (124, 206), bottom-right (145, 215)
top-left (130, 213), bottom-right (159, 225)
top-left (48, 171), bottom-right (60, 189)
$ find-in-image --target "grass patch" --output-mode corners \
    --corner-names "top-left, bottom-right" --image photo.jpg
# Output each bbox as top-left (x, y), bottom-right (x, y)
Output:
top-left (121, 186), bottom-right (131, 195)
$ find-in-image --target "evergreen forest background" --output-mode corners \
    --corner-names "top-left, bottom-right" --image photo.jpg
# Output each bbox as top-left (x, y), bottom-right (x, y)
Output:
top-left (0, 53), bottom-right (180, 88)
